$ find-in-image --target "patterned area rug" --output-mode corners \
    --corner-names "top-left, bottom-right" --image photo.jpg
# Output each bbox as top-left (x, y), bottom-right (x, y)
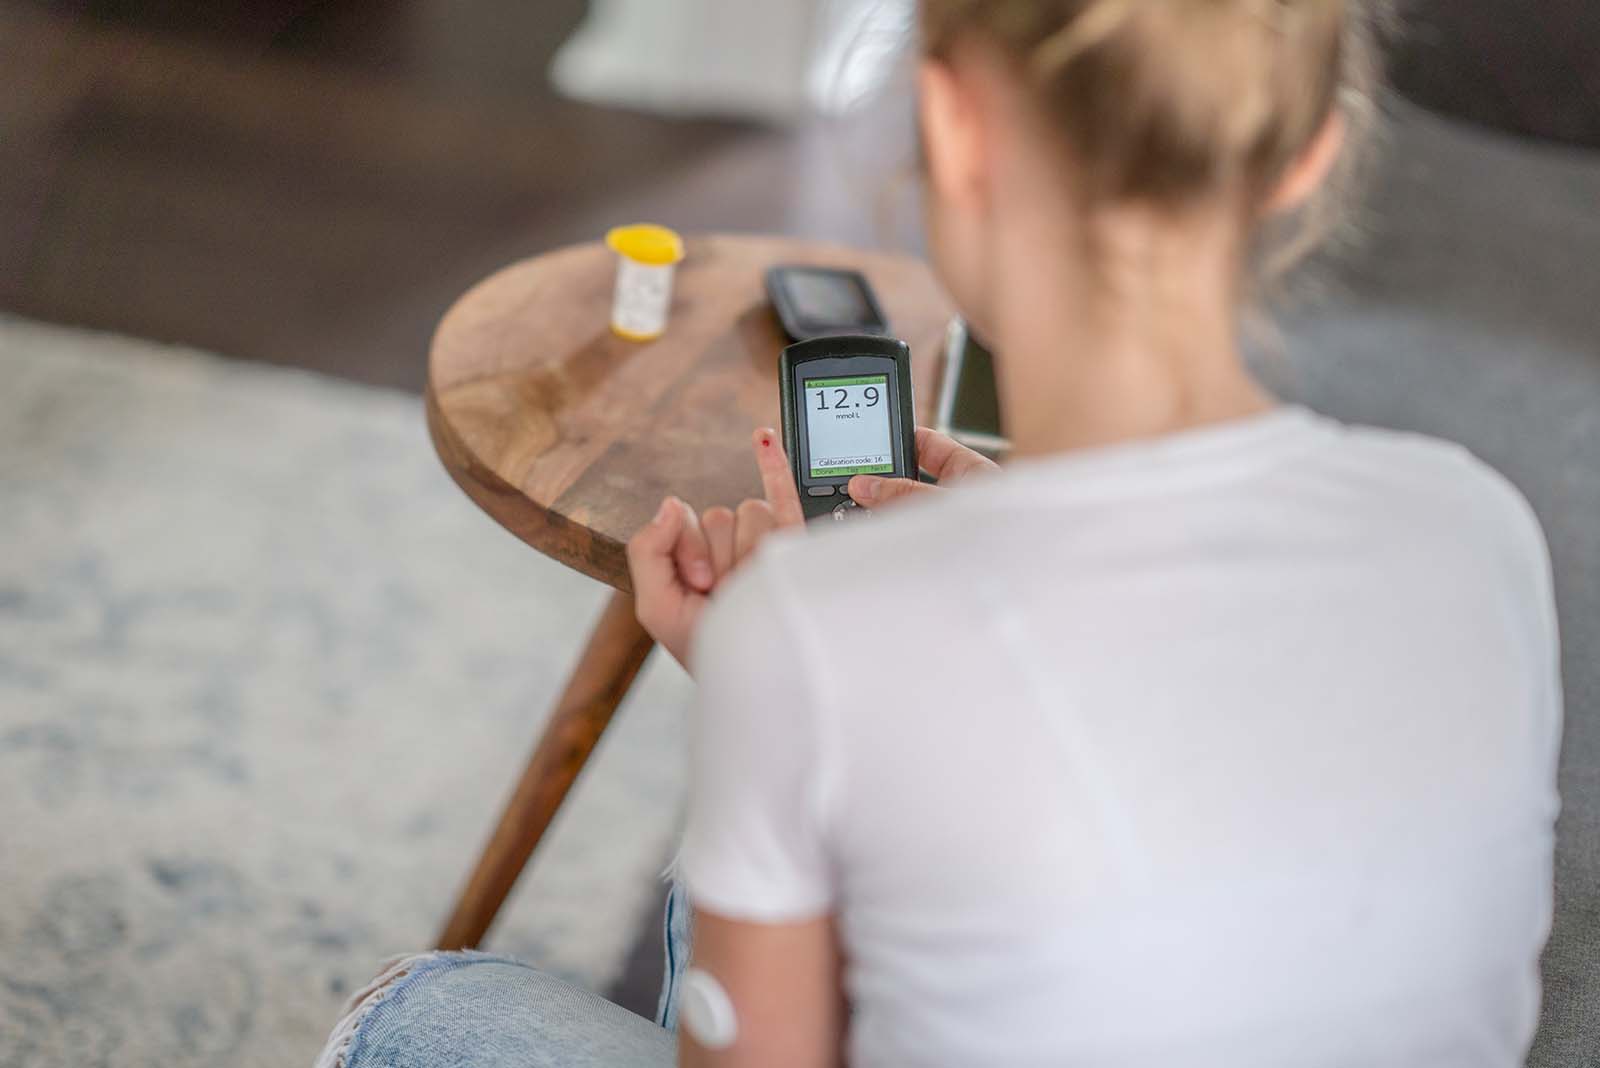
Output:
top-left (0, 318), bottom-right (690, 1068)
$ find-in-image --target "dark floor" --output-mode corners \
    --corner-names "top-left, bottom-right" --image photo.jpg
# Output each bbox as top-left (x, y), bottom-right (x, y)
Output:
top-left (4, 0), bottom-right (1597, 1025)
top-left (0, 0), bottom-right (850, 392)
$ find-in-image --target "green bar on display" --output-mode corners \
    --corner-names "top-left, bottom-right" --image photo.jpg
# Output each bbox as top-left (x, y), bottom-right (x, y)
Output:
top-left (809, 463), bottom-right (895, 478)
top-left (804, 375), bottom-right (889, 389)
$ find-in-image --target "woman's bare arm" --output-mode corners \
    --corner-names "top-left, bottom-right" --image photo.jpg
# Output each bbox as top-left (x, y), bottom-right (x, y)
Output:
top-left (679, 910), bottom-right (843, 1068)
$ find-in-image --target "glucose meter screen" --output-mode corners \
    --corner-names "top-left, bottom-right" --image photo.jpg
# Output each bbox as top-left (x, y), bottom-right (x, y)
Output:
top-left (804, 374), bottom-right (894, 479)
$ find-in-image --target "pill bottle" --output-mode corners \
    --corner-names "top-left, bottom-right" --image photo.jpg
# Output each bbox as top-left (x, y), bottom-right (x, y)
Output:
top-left (605, 224), bottom-right (685, 341)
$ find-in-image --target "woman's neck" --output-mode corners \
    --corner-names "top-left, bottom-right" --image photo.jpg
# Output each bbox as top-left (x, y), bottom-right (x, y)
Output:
top-left (997, 299), bottom-right (1274, 460)
top-left (989, 215), bottom-right (1274, 459)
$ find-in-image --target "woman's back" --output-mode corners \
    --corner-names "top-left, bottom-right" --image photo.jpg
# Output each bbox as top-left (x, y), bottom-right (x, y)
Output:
top-left (682, 408), bottom-right (1560, 1066)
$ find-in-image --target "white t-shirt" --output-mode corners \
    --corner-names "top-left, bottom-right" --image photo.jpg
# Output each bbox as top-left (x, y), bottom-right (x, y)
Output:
top-left (680, 407), bottom-right (1561, 1068)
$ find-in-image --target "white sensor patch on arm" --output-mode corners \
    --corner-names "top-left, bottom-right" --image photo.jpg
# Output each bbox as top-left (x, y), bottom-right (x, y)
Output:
top-left (681, 968), bottom-right (738, 1050)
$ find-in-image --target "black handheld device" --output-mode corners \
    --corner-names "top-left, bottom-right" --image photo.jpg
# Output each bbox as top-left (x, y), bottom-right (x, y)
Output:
top-left (765, 265), bottom-right (891, 341)
top-left (779, 334), bottom-right (918, 522)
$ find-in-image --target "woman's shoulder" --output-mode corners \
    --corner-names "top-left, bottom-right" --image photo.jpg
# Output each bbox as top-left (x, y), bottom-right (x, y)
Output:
top-left (693, 496), bottom-right (981, 664)
top-left (1305, 418), bottom-right (1549, 565)
top-left (698, 415), bottom-right (1552, 668)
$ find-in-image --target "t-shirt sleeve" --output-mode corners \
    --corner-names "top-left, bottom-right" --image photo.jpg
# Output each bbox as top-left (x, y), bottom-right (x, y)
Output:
top-left (677, 549), bottom-right (835, 922)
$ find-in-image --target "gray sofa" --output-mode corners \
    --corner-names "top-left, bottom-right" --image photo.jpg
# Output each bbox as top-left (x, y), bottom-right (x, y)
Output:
top-left (1388, 0), bottom-right (1600, 150)
top-left (1260, 97), bottom-right (1598, 1064)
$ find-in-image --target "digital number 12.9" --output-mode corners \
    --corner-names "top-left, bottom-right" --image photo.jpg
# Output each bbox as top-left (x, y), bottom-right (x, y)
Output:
top-left (815, 386), bottom-right (880, 411)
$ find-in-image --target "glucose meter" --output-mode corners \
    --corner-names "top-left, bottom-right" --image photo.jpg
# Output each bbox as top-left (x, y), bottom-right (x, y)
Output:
top-left (765, 265), bottom-right (890, 341)
top-left (779, 334), bottom-right (918, 521)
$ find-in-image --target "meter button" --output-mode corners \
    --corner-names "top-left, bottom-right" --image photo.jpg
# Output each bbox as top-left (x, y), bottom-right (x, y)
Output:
top-left (806, 486), bottom-right (836, 497)
top-left (831, 499), bottom-right (864, 521)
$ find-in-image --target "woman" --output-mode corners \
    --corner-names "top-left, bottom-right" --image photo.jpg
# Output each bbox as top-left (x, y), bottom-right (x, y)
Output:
top-left (318, 2), bottom-right (1561, 1065)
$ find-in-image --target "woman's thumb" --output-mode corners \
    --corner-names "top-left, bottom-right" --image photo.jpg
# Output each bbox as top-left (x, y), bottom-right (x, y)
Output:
top-left (629, 496), bottom-right (684, 561)
top-left (847, 475), bottom-right (937, 510)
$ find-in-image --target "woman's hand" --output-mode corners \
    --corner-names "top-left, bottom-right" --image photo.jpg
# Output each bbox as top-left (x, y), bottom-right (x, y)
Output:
top-left (627, 429), bottom-right (805, 667)
top-left (625, 495), bottom-right (714, 669)
top-left (846, 427), bottom-right (999, 509)
top-left (629, 426), bottom-right (995, 665)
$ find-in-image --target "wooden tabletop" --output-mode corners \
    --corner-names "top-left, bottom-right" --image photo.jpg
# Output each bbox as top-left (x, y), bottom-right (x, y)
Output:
top-left (426, 234), bottom-right (953, 591)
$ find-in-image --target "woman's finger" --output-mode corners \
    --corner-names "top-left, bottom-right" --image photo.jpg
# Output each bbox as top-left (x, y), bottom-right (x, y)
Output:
top-left (848, 474), bottom-right (940, 510)
top-left (914, 426), bottom-right (1000, 487)
top-left (752, 428), bottom-right (806, 528)
top-left (626, 497), bottom-right (688, 629)
top-left (702, 506), bottom-right (737, 579)
top-left (733, 499), bottom-right (777, 565)
top-left (672, 504), bottom-right (715, 593)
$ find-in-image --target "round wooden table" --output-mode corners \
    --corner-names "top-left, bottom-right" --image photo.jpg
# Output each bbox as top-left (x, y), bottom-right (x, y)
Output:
top-left (426, 234), bottom-right (952, 950)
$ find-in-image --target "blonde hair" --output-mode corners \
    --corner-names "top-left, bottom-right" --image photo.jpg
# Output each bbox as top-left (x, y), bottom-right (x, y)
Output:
top-left (921, 0), bottom-right (1385, 273)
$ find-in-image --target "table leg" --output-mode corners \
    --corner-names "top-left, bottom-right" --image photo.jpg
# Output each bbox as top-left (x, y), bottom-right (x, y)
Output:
top-left (436, 589), bottom-right (655, 950)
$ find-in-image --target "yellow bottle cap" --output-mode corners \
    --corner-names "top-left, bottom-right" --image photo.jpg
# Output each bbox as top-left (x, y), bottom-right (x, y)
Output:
top-left (605, 224), bottom-right (685, 267)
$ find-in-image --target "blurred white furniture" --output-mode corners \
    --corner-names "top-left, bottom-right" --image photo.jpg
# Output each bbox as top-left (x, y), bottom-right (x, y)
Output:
top-left (550, 0), bottom-right (913, 120)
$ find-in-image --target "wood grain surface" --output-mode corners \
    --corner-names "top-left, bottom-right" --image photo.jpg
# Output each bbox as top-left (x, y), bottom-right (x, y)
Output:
top-left (427, 235), bottom-right (953, 590)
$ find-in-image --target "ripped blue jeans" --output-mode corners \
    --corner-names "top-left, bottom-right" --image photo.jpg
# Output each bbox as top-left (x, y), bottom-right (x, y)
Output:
top-left (314, 883), bottom-right (694, 1068)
